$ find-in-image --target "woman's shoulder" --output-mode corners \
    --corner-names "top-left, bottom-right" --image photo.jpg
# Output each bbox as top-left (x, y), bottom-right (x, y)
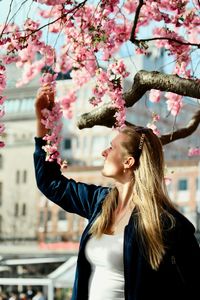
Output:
top-left (162, 207), bottom-right (199, 248)
top-left (170, 207), bottom-right (196, 233)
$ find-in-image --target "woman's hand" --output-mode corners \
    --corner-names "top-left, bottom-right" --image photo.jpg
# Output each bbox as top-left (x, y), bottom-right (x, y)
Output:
top-left (35, 84), bottom-right (55, 119)
top-left (35, 84), bottom-right (55, 137)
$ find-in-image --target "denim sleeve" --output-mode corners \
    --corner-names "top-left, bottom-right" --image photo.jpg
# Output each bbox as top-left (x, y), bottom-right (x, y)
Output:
top-left (33, 137), bottom-right (109, 219)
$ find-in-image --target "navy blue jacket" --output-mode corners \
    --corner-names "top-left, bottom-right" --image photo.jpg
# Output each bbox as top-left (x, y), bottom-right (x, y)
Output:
top-left (34, 137), bottom-right (200, 300)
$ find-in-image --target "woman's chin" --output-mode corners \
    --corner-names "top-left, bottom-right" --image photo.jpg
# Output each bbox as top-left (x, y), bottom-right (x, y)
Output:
top-left (101, 168), bottom-right (109, 177)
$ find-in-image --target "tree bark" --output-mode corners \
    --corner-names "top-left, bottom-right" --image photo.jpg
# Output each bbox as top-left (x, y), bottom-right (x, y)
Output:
top-left (77, 70), bottom-right (200, 144)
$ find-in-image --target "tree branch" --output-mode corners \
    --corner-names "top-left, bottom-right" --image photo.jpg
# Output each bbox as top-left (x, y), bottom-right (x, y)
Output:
top-left (129, 0), bottom-right (200, 49)
top-left (133, 37), bottom-right (200, 48)
top-left (160, 110), bottom-right (200, 145)
top-left (77, 103), bottom-right (117, 129)
top-left (130, 0), bottom-right (144, 41)
top-left (77, 70), bottom-right (200, 129)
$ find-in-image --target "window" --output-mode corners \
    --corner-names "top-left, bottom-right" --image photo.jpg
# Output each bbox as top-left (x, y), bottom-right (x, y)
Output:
top-left (0, 154), bottom-right (3, 169)
top-left (63, 138), bottom-right (71, 150)
top-left (58, 210), bottom-right (66, 221)
top-left (0, 215), bottom-right (2, 234)
top-left (22, 204), bottom-right (26, 216)
top-left (14, 203), bottom-right (19, 217)
top-left (0, 182), bottom-right (2, 206)
top-left (16, 170), bottom-right (20, 184)
top-left (178, 179), bottom-right (188, 191)
top-left (23, 170), bottom-right (27, 183)
top-left (47, 210), bottom-right (52, 221)
top-left (39, 211), bottom-right (44, 226)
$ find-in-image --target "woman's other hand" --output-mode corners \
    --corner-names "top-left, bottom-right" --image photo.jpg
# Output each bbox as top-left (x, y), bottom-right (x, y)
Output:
top-left (35, 84), bottom-right (55, 119)
top-left (35, 84), bottom-right (55, 137)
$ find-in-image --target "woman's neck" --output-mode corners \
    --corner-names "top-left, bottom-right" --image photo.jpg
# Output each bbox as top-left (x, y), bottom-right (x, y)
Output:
top-left (115, 181), bottom-right (134, 209)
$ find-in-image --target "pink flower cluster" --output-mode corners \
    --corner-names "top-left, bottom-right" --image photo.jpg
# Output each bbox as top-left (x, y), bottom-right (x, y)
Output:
top-left (39, 73), bottom-right (65, 165)
top-left (164, 177), bottom-right (172, 186)
top-left (165, 92), bottom-right (183, 116)
top-left (147, 112), bottom-right (160, 136)
top-left (149, 89), bottom-right (161, 103)
top-left (41, 101), bottom-right (64, 165)
top-left (60, 90), bottom-right (77, 119)
top-left (0, 64), bottom-right (6, 148)
top-left (90, 60), bottom-right (129, 128)
top-left (188, 148), bottom-right (200, 157)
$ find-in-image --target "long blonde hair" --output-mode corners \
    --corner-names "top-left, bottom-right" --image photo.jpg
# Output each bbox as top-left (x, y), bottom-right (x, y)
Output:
top-left (90, 124), bottom-right (176, 270)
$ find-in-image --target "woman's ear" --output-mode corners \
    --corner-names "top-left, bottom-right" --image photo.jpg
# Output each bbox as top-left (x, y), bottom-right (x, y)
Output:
top-left (124, 156), bottom-right (135, 170)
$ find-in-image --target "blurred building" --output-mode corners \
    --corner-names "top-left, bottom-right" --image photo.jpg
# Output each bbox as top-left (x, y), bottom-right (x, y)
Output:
top-left (167, 160), bottom-right (200, 225)
top-left (0, 64), bottom-right (38, 241)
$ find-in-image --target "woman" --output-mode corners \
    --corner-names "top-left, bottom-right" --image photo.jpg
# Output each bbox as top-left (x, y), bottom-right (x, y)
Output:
top-left (34, 85), bottom-right (200, 300)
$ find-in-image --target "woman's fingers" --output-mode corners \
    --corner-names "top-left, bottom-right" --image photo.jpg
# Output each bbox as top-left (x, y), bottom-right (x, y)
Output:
top-left (37, 86), bottom-right (55, 103)
top-left (35, 85), bottom-right (55, 117)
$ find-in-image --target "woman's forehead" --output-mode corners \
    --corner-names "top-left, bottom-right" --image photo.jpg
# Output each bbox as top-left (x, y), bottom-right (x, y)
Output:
top-left (111, 132), bottom-right (128, 144)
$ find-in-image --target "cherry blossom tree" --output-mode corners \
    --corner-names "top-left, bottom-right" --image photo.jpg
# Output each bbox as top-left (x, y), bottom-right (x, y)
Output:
top-left (0, 0), bottom-right (199, 162)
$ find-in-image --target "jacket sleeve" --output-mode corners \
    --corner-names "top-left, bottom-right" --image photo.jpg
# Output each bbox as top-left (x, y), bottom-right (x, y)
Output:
top-left (33, 137), bottom-right (109, 219)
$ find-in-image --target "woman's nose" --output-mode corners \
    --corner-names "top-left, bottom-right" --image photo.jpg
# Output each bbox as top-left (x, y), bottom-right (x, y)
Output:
top-left (102, 149), bottom-right (107, 157)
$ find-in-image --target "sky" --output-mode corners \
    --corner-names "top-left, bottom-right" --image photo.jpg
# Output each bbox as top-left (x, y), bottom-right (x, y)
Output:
top-left (0, 0), bottom-right (38, 24)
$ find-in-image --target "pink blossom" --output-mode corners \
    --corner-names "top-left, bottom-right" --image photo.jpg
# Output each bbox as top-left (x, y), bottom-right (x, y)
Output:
top-left (149, 89), bottom-right (161, 103)
top-left (39, 45), bottom-right (56, 66)
top-left (0, 110), bottom-right (5, 118)
top-left (164, 177), bottom-right (172, 186)
top-left (0, 123), bottom-right (5, 134)
top-left (0, 141), bottom-right (5, 148)
top-left (188, 148), bottom-right (200, 157)
top-left (165, 92), bottom-right (183, 116)
top-left (40, 72), bottom-right (58, 86)
top-left (0, 96), bottom-right (6, 105)
top-left (3, 56), bottom-right (19, 65)
top-left (24, 18), bottom-right (40, 31)
top-left (89, 96), bottom-right (103, 107)
top-left (152, 113), bottom-right (160, 122)
top-left (59, 91), bottom-right (77, 119)
top-left (16, 60), bottom-right (45, 87)
top-left (108, 60), bottom-right (130, 79)
top-left (71, 68), bottom-right (92, 87)
top-left (0, 73), bottom-right (6, 92)
top-left (38, 72), bottom-right (64, 165)
top-left (124, 0), bottom-right (137, 13)
top-left (147, 123), bottom-right (160, 136)
top-left (41, 100), bottom-right (63, 165)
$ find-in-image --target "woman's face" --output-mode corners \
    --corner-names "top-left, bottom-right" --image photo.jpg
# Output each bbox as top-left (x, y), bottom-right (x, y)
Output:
top-left (101, 132), bottom-right (129, 180)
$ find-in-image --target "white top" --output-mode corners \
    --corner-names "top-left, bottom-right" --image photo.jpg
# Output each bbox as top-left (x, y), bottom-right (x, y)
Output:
top-left (85, 232), bottom-right (125, 300)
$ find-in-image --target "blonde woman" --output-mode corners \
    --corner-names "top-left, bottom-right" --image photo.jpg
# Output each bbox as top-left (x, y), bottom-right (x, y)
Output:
top-left (34, 85), bottom-right (200, 300)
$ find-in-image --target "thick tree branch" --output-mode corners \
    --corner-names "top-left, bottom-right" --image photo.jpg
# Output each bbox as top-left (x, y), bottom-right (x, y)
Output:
top-left (77, 70), bottom-right (200, 144)
top-left (160, 110), bottom-right (200, 145)
top-left (77, 103), bottom-right (117, 129)
top-left (77, 70), bottom-right (200, 129)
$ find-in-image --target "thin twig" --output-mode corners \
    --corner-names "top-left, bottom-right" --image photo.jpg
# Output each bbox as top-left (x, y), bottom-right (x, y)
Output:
top-left (130, 0), bottom-right (144, 41)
